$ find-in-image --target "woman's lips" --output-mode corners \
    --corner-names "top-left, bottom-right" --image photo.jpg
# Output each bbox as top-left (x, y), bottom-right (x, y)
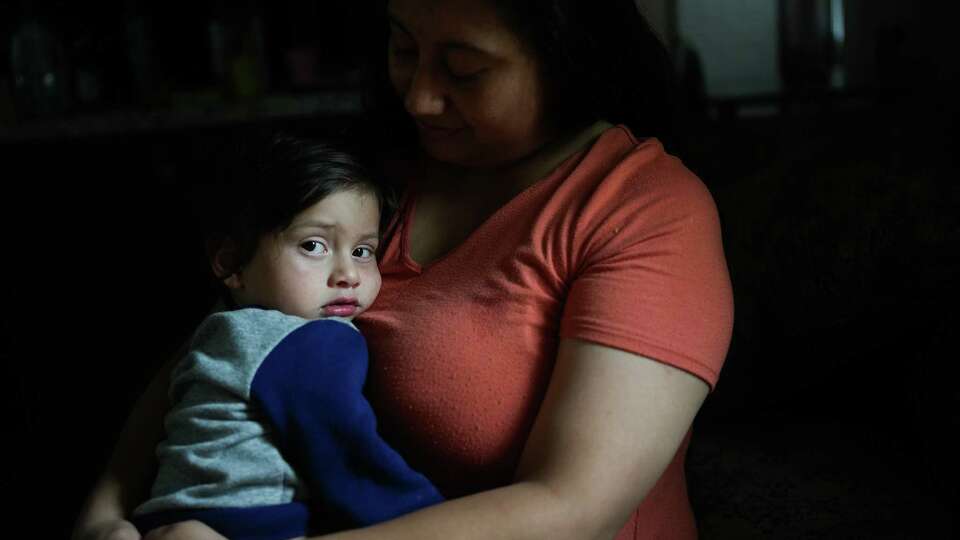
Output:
top-left (322, 299), bottom-right (359, 317)
top-left (417, 122), bottom-right (465, 139)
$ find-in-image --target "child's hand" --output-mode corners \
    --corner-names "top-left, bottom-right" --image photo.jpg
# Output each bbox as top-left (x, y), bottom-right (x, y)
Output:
top-left (76, 520), bottom-right (141, 540)
top-left (141, 521), bottom-right (227, 540)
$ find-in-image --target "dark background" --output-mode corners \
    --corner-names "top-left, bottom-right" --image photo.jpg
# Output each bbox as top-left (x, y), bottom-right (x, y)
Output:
top-left (1, 1), bottom-right (957, 538)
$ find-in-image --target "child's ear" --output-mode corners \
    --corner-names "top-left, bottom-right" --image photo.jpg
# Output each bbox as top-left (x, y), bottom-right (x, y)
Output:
top-left (210, 238), bottom-right (243, 290)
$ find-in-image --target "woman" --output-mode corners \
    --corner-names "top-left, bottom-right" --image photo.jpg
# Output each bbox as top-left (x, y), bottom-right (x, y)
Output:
top-left (74, 0), bottom-right (733, 538)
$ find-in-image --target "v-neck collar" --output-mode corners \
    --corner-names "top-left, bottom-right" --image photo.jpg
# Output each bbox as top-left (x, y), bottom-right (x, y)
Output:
top-left (398, 121), bottom-right (614, 272)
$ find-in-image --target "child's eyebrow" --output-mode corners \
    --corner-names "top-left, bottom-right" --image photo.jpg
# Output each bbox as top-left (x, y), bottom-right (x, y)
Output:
top-left (358, 232), bottom-right (381, 244)
top-left (288, 221), bottom-right (336, 231)
top-left (289, 221), bottom-right (380, 242)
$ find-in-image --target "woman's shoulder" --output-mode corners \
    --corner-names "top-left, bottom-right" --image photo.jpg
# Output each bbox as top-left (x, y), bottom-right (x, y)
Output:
top-left (570, 124), bottom-right (718, 220)
top-left (595, 125), bottom-right (699, 184)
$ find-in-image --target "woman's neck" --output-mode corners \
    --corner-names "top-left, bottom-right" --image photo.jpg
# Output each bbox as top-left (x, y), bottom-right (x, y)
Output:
top-left (422, 120), bottom-right (613, 197)
top-left (504, 119), bottom-right (613, 187)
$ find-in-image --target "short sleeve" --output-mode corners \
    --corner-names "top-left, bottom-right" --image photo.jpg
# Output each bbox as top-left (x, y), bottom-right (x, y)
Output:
top-left (559, 152), bottom-right (734, 389)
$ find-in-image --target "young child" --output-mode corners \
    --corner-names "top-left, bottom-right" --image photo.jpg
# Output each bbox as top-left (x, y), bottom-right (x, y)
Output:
top-left (130, 134), bottom-right (442, 540)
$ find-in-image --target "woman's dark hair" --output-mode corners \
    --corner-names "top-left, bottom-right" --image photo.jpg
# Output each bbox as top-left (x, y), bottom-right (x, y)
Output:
top-left (490, 0), bottom-right (678, 139)
top-left (356, 0), bottom-right (679, 151)
top-left (197, 132), bottom-right (391, 277)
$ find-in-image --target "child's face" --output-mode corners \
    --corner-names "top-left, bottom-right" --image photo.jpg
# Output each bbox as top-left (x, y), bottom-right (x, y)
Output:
top-left (229, 189), bottom-right (382, 320)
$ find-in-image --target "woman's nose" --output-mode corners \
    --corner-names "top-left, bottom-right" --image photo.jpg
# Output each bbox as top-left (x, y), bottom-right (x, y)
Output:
top-left (404, 65), bottom-right (445, 117)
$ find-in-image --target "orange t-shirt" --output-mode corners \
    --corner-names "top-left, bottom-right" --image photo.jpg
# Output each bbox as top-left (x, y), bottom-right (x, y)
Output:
top-left (357, 125), bottom-right (734, 539)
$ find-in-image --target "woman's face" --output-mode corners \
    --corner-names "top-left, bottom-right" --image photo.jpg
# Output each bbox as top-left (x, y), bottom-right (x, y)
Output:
top-left (387, 0), bottom-right (555, 168)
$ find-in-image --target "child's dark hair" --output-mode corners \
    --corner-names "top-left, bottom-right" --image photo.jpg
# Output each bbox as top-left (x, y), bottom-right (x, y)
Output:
top-left (198, 132), bottom-right (391, 279)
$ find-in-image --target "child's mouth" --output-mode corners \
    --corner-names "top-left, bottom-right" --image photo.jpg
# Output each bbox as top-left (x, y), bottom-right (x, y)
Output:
top-left (322, 299), bottom-right (359, 317)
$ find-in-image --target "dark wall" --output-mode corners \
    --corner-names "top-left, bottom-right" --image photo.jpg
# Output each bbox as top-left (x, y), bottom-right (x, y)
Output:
top-left (678, 3), bottom-right (958, 535)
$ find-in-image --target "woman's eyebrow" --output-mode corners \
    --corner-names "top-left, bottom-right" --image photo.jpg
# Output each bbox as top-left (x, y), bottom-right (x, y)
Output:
top-left (387, 13), bottom-right (495, 56)
top-left (441, 42), bottom-right (492, 56)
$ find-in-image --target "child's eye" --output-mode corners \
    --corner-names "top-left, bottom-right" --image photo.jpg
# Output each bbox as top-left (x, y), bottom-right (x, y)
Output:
top-left (352, 246), bottom-right (376, 259)
top-left (300, 240), bottom-right (328, 256)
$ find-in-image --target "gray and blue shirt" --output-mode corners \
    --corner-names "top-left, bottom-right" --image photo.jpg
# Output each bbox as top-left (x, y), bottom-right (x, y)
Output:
top-left (132, 307), bottom-right (442, 540)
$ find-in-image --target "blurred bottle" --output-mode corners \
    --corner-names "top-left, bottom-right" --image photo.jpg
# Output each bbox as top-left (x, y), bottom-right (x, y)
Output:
top-left (209, 0), bottom-right (268, 102)
top-left (70, 30), bottom-right (107, 113)
top-left (9, 11), bottom-right (71, 119)
top-left (284, 0), bottom-right (322, 89)
top-left (124, 0), bottom-right (161, 107)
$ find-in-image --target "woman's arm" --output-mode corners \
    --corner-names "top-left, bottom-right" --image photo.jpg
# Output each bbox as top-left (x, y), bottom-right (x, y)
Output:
top-left (316, 338), bottom-right (707, 540)
top-left (141, 338), bottom-right (708, 540)
top-left (71, 352), bottom-right (179, 540)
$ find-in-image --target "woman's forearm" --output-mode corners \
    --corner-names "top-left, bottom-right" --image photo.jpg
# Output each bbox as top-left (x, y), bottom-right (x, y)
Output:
top-left (317, 480), bottom-right (615, 540)
top-left (72, 354), bottom-right (178, 539)
top-left (318, 340), bottom-right (710, 540)
top-left (113, 481), bottom-right (609, 540)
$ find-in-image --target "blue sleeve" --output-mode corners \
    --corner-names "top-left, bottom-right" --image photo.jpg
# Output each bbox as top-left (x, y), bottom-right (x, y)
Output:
top-left (249, 319), bottom-right (443, 527)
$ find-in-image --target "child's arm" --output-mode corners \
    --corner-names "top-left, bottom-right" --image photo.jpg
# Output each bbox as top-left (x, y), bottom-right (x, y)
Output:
top-left (73, 521), bottom-right (141, 540)
top-left (250, 319), bottom-right (444, 528)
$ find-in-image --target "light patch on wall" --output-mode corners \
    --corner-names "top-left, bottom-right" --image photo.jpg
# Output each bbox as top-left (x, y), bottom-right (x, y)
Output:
top-left (830, 0), bottom-right (846, 88)
top-left (678, 0), bottom-right (780, 98)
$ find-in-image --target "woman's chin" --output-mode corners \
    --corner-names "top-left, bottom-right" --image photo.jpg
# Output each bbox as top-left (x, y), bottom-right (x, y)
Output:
top-left (422, 143), bottom-right (474, 166)
top-left (421, 141), bottom-right (505, 169)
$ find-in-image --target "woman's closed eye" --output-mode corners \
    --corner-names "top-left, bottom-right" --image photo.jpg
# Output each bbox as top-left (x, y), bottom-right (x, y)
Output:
top-left (445, 51), bottom-right (489, 81)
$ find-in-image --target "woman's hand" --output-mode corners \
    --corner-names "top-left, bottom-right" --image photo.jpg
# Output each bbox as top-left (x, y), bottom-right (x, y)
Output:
top-left (141, 521), bottom-right (226, 540)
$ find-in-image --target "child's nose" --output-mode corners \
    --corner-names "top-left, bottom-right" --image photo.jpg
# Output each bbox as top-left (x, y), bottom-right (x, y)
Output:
top-left (330, 259), bottom-right (360, 288)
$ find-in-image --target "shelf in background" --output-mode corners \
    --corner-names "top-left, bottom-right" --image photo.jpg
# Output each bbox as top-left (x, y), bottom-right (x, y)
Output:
top-left (0, 90), bottom-right (364, 144)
